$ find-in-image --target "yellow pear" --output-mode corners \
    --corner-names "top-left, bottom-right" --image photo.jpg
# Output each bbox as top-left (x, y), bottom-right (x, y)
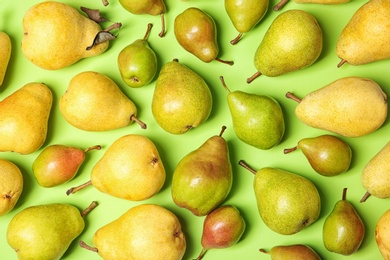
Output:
top-left (0, 159), bottom-right (23, 216)
top-left (0, 31), bottom-right (11, 87)
top-left (376, 209), bottom-right (390, 260)
top-left (0, 82), bottom-right (52, 154)
top-left (22, 1), bottom-right (109, 70)
top-left (60, 71), bottom-right (146, 131)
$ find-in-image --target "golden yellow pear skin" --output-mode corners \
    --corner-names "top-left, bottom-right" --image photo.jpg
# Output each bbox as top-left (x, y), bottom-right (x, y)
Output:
top-left (0, 32), bottom-right (11, 87)
top-left (0, 159), bottom-right (23, 216)
top-left (376, 209), bottom-right (390, 260)
top-left (22, 1), bottom-right (108, 70)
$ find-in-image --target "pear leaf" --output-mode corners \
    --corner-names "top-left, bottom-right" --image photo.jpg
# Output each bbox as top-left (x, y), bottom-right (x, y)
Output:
top-left (86, 22), bottom-right (122, 51)
top-left (80, 6), bottom-right (107, 23)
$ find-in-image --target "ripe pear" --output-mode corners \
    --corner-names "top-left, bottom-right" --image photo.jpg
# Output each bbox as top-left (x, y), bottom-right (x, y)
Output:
top-left (7, 201), bottom-right (97, 260)
top-left (274, 0), bottom-right (350, 12)
top-left (172, 126), bottom-right (232, 216)
top-left (0, 31), bottom-right (11, 87)
top-left (32, 144), bottom-right (101, 188)
top-left (152, 59), bottom-right (212, 134)
top-left (247, 9), bottom-right (322, 83)
top-left (174, 7), bottom-right (233, 65)
top-left (196, 205), bottom-right (245, 260)
top-left (375, 209), bottom-right (390, 260)
top-left (67, 134), bottom-right (166, 201)
top-left (239, 160), bottom-right (321, 235)
top-left (118, 23), bottom-right (157, 88)
top-left (323, 188), bottom-right (365, 255)
top-left (284, 135), bottom-right (352, 176)
top-left (225, 0), bottom-right (269, 44)
top-left (220, 76), bottom-right (284, 150)
top-left (80, 204), bottom-right (186, 260)
top-left (260, 244), bottom-right (322, 259)
top-left (0, 159), bottom-right (23, 217)
top-left (336, 0), bottom-right (390, 67)
top-left (22, 1), bottom-right (109, 70)
top-left (286, 76), bottom-right (387, 137)
top-left (0, 82), bottom-right (52, 154)
top-left (60, 71), bottom-right (146, 131)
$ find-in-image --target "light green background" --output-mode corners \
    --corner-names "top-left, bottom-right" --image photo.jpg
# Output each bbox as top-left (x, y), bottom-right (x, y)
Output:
top-left (0, 0), bottom-right (388, 259)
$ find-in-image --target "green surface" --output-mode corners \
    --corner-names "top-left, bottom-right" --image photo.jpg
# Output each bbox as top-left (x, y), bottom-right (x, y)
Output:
top-left (0, 0), bottom-right (388, 259)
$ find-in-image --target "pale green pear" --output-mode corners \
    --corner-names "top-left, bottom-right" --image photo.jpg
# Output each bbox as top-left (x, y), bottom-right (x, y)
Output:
top-left (0, 159), bottom-right (23, 217)
top-left (274, 0), bottom-right (350, 12)
top-left (0, 31), bottom-right (11, 87)
top-left (260, 244), bottom-right (322, 259)
top-left (375, 209), bottom-right (390, 260)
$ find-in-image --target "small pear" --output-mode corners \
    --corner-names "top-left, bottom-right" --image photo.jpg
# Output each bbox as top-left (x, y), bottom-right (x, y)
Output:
top-left (286, 76), bottom-right (387, 137)
top-left (0, 82), bottom-right (52, 154)
top-left (375, 209), bottom-right (390, 260)
top-left (220, 76), bottom-right (284, 150)
top-left (0, 159), bottom-right (23, 217)
top-left (172, 126), bottom-right (232, 216)
top-left (323, 188), bottom-right (365, 255)
top-left (32, 144), bottom-right (101, 188)
top-left (118, 23), bottom-right (157, 88)
top-left (336, 0), bottom-right (390, 67)
top-left (152, 59), bottom-right (212, 134)
top-left (260, 244), bottom-right (322, 259)
top-left (67, 134), bottom-right (165, 201)
top-left (196, 205), bottom-right (246, 260)
top-left (60, 71), bottom-right (146, 131)
top-left (284, 135), bottom-right (352, 176)
top-left (247, 9), bottom-right (322, 83)
top-left (239, 160), bottom-right (321, 235)
top-left (80, 204), bottom-right (186, 260)
top-left (225, 0), bottom-right (269, 44)
top-left (0, 31), bottom-right (11, 87)
top-left (274, 0), bottom-right (350, 12)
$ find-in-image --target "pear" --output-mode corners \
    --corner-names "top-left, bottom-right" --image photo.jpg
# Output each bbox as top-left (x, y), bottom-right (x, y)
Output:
top-left (225, 0), bottom-right (269, 45)
top-left (196, 205), bottom-right (246, 260)
top-left (171, 126), bottom-right (232, 216)
top-left (22, 1), bottom-right (110, 70)
top-left (151, 59), bottom-right (212, 134)
top-left (0, 31), bottom-right (11, 87)
top-left (375, 209), bottom-right (390, 260)
top-left (118, 23), bottom-right (157, 88)
top-left (284, 135), bottom-right (352, 176)
top-left (220, 76), bottom-right (284, 150)
top-left (60, 71), bottom-right (146, 131)
top-left (286, 76), bottom-right (387, 137)
top-left (274, 0), bottom-right (350, 12)
top-left (0, 82), bottom-right (52, 154)
top-left (239, 160), bottom-right (321, 235)
top-left (0, 159), bottom-right (23, 217)
top-left (336, 0), bottom-right (390, 67)
top-left (323, 188), bottom-right (365, 255)
top-left (67, 134), bottom-right (166, 201)
top-left (80, 204), bottom-right (186, 260)
top-left (247, 9), bottom-right (322, 83)
top-left (174, 7), bottom-right (233, 65)
top-left (260, 244), bottom-right (322, 259)
top-left (6, 201), bottom-right (98, 260)
top-left (33, 144), bottom-right (101, 188)
top-left (119, 0), bottom-right (166, 37)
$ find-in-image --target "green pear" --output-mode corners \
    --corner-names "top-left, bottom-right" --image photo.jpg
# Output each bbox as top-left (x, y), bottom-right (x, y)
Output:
top-left (0, 31), bottom-right (11, 87)
top-left (336, 0), bottom-right (390, 67)
top-left (284, 135), bottom-right (352, 176)
top-left (196, 205), bottom-right (246, 260)
top-left (80, 204), bottom-right (186, 260)
top-left (239, 160), bottom-right (321, 235)
top-left (0, 159), bottom-right (23, 217)
top-left (7, 201), bottom-right (97, 260)
top-left (260, 244), bottom-right (322, 259)
top-left (174, 7), bottom-right (233, 65)
top-left (286, 76), bottom-right (387, 137)
top-left (60, 71), bottom-right (146, 131)
top-left (221, 76), bottom-right (284, 150)
top-left (247, 9), bottom-right (322, 83)
top-left (172, 126), bottom-right (232, 216)
top-left (33, 144), bottom-right (101, 188)
top-left (375, 209), bottom-right (390, 259)
top-left (274, 0), bottom-right (350, 12)
top-left (67, 134), bottom-right (166, 201)
top-left (118, 23), bottom-right (157, 88)
top-left (0, 82), bottom-right (52, 154)
top-left (151, 59), bottom-right (212, 134)
top-left (22, 1), bottom-right (109, 70)
top-left (323, 188), bottom-right (365, 255)
top-left (225, 0), bottom-right (269, 44)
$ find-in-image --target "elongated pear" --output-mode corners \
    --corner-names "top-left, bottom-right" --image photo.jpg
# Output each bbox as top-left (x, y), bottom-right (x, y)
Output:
top-left (260, 244), bottom-right (321, 259)
top-left (0, 31), bottom-right (11, 87)
top-left (274, 0), bottom-right (350, 12)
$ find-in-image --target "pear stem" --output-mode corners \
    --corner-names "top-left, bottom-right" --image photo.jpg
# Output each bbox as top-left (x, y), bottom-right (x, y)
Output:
top-left (66, 180), bottom-right (93, 195)
top-left (195, 248), bottom-right (207, 260)
top-left (104, 22), bottom-right (122, 32)
top-left (230, 32), bottom-right (243, 45)
top-left (219, 126), bottom-right (227, 137)
top-left (337, 59), bottom-right (347, 68)
top-left (102, 0), bottom-right (109, 6)
top-left (342, 187), bottom-right (348, 201)
top-left (247, 71), bottom-right (262, 84)
top-left (81, 201), bottom-right (98, 218)
top-left (273, 0), bottom-right (289, 11)
top-left (144, 23), bottom-right (153, 40)
top-left (84, 145), bottom-right (102, 153)
top-left (284, 146), bottom-right (297, 154)
top-left (238, 160), bottom-right (257, 175)
top-left (360, 191), bottom-right (371, 203)
top-left (158, 13), bottom-right (166, 37)
top-left (131, 115), bottom-right (147, 129)
top-left (259, 248), bottom-right (270, 255)
top-left (219, 76), bottom-right (231, 93)
top-left (215, 57), bottom-right (234, 66)
top-left (79, 240), bottom-right (99, 252)
top-left (285, 92), bottom-right (302, 103)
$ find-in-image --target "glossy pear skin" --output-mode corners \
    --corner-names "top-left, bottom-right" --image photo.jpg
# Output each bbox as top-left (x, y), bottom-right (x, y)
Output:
top-left (0, 82), bottom-right (52, 154)
top-left (22, 1), bottom-right (108, 70)
top-left (274, 0), bottom-right (350, 12)
top-left (0, 159), bottom-right (23, 217)
top-left (261, 244), bottom-right (321, 260)
top-left (323, 188), bottom-right (365, 255)
top-left (119, 0), bottom-right (166, 15)
top-left (0, 32), bottom-right (11, 87)
top-left (375, 209), bottom-right (390, 260)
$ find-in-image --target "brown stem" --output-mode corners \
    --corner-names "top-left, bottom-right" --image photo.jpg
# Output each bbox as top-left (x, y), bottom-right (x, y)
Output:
top-left (79, 240), bottom-right (99, 252)
top-left (102, 0), bottom-right (109, 6)
top-left (158, 13), bottom-right (166, 37)
top-left (342, 187), bottom-right (348, 201)
top-left (230, 32), bottom-right (243, 45)
top-left (144, 23), bottom-right (153, 40)
top-left (215, 57), bottom-right (234, 66)
top-left (238, 160), bottom-right (257, 175)
top-left (81, 201), bottom-right (98, 218)
top-left (195, 248), bottom-right (207, 260)
top-left (273, 0), bottom-right (290, 11)
top-left (219, 126), bottom-right (227, 137)
top-left (337, 59), bottom-right (347, 68)
top-left (66, 180), bottom-right (93, 195)
top-left (285, 92), bottom-right (302, 103)
top-left (84, 145), bottom-right (102, 153)
top-left (259, 248), bottom-right (270, 254)
top-left (219, 76), bottom-right (231, 93)
top-left (131, 115), bottom-right (147, 129)
top-left (247, 71), bottom-right (262, 84)
top-left (360, 191), bottom-right (371, 203)
top-left (284, 146), bottom-right (297, 154)
top-left (104, 22), bottom-right (122, 32)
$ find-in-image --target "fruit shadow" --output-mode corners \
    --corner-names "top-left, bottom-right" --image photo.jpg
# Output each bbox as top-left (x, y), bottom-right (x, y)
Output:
top-left (10, 161), bottom-right (36, 213)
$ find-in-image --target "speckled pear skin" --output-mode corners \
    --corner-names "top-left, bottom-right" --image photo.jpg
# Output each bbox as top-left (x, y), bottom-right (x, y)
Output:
top-left (263, 244), bottom-right (322, 260)
top-left (118, 0), bottom-right (166, 15)
top-left (0, 32), bottom-right (11, 87)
